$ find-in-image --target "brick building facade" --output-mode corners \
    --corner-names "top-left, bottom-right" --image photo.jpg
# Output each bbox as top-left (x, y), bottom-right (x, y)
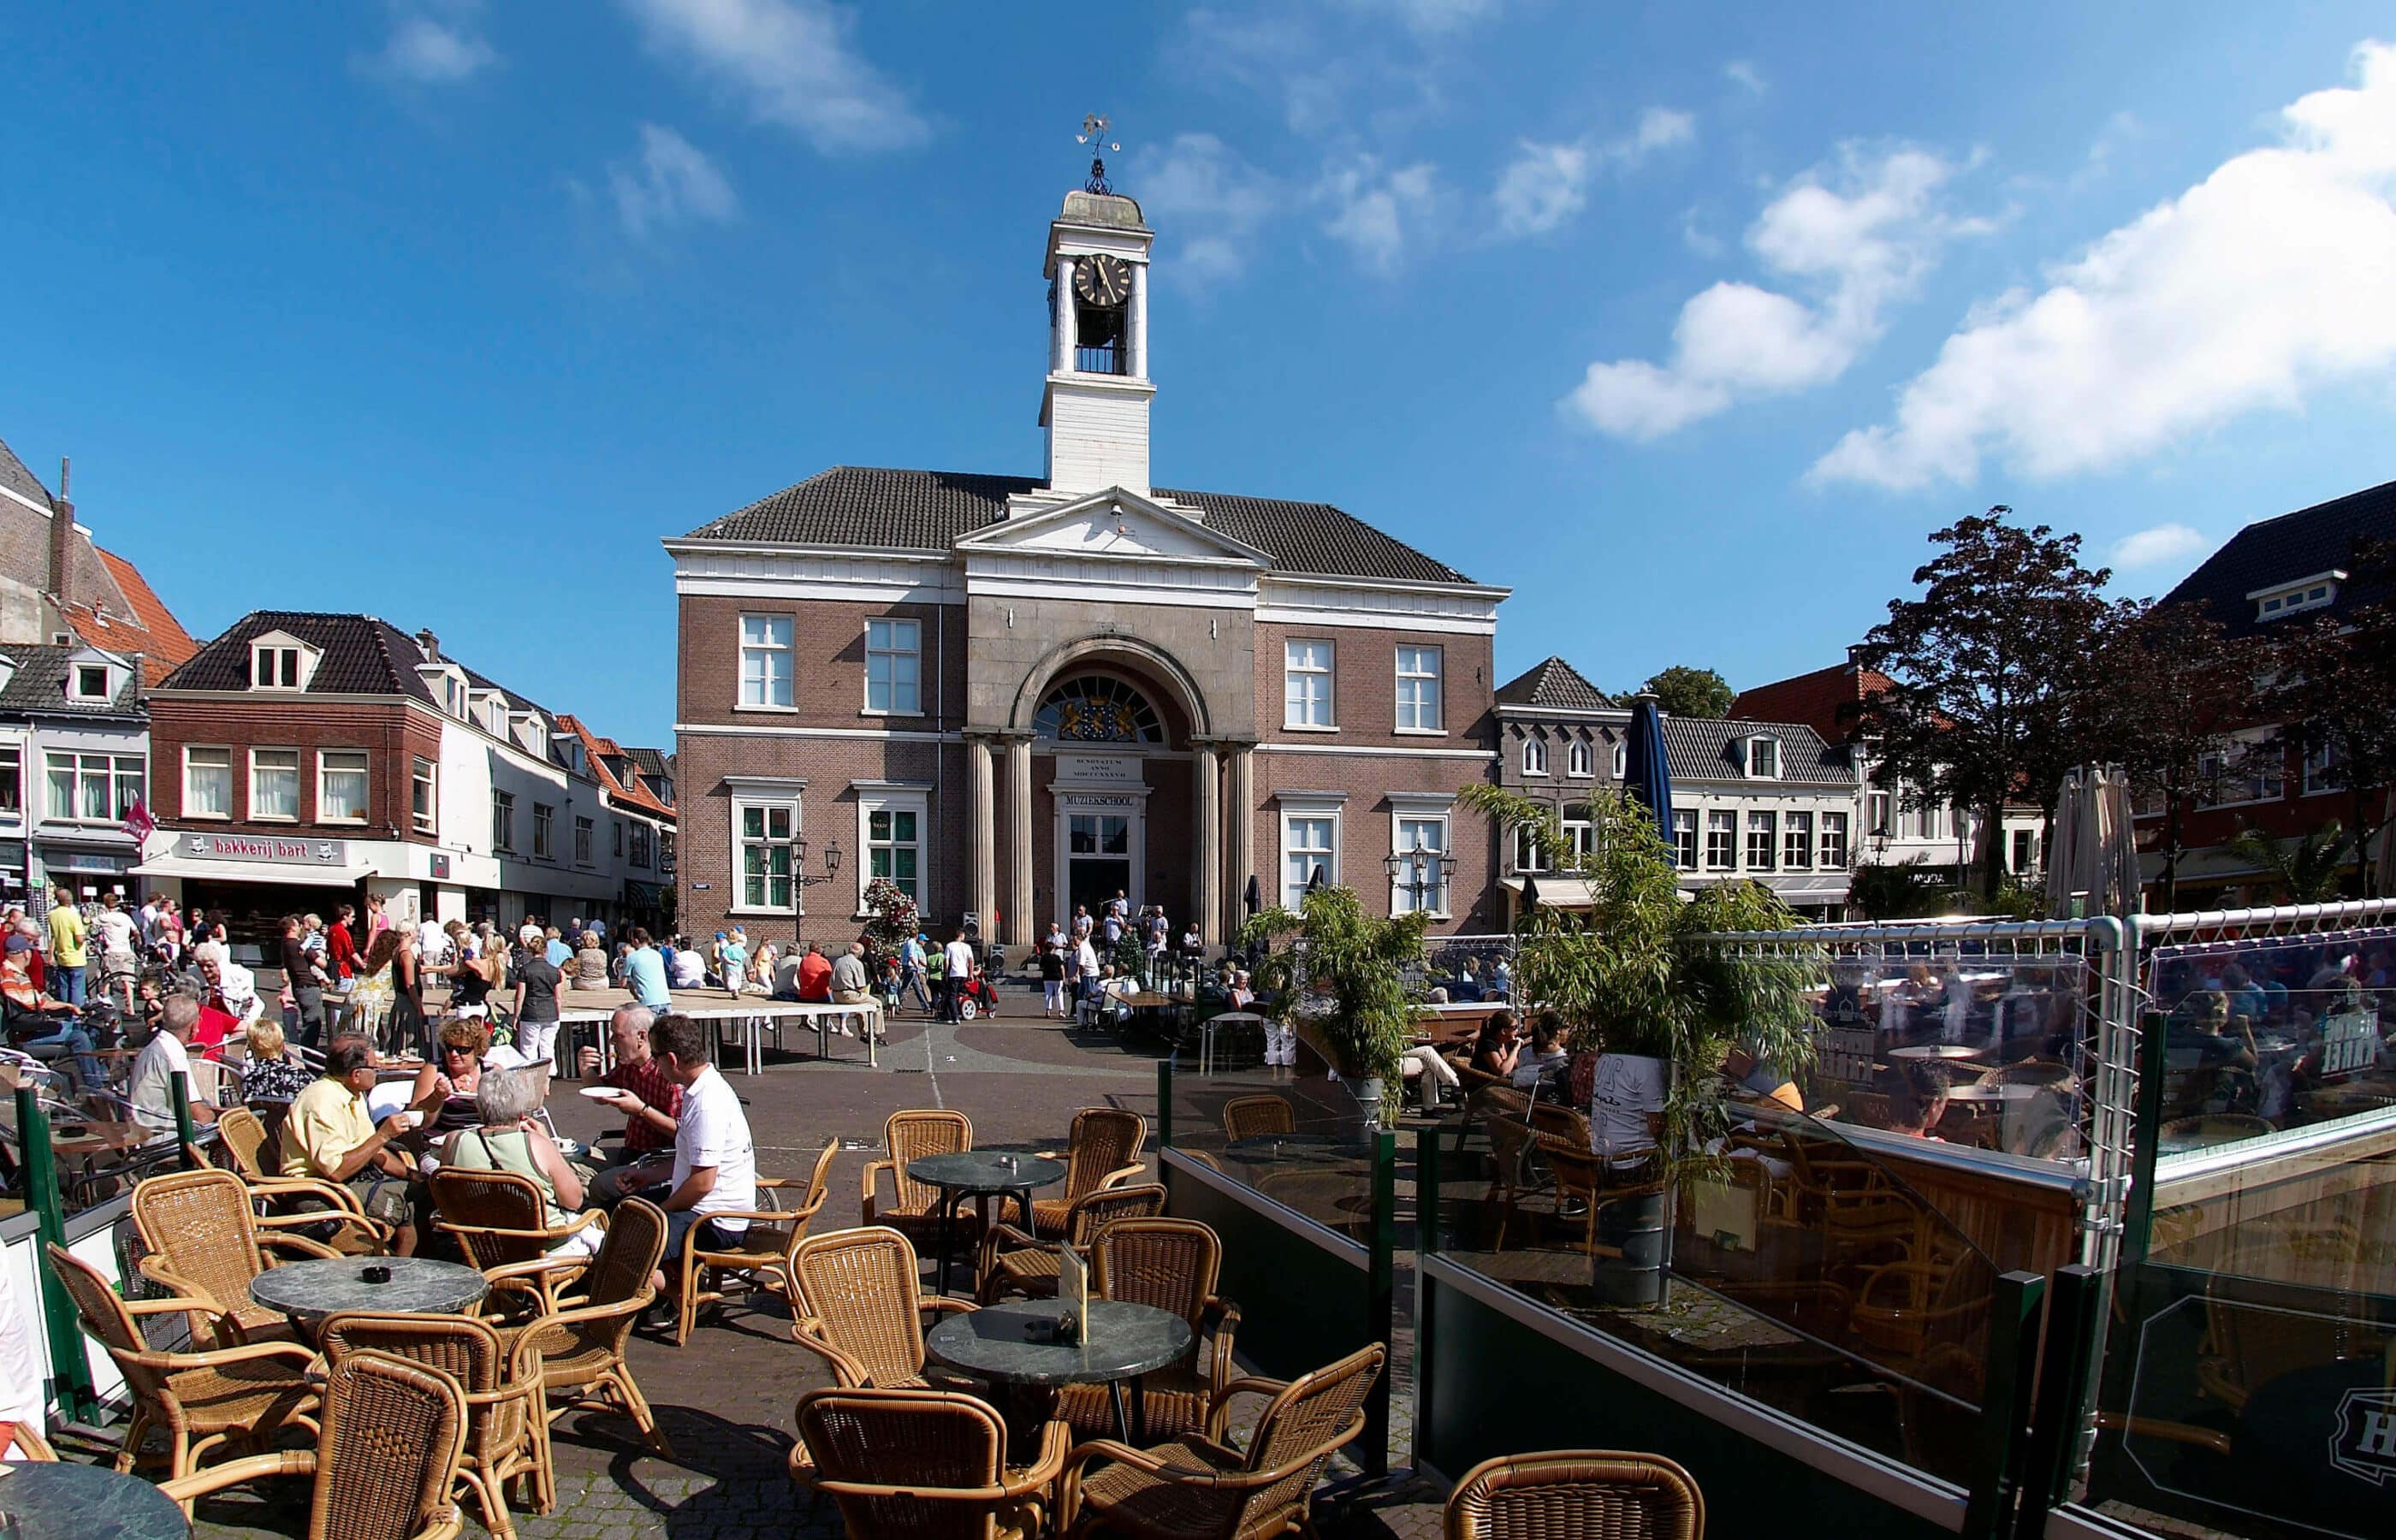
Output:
top-left (671, 186), bottom-right (1508, 952)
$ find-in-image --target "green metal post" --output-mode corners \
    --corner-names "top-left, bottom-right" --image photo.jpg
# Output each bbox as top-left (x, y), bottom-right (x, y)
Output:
top-left (2118, 1011), bottom-right (2172, 1272)
top-left (1359, 1127), bottom-right (1397, 1478)
top-left (171, 1069), bottom-right (199, 1170)
top-left (1413, 1124), bottom-right (1441, 1474)
top-left (14, 1086), bottom-right (97, 1422)
top-left (1155, 1058), bottom-right (1174, 1151)
top-left (2012, 1264), bottom-right (2103, 1540)
top-left (1964, 1270), bottom-right (2046, 1540)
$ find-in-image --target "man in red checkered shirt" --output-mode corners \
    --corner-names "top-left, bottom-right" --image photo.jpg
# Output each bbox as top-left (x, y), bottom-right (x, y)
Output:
top-left (578, 1004), bottom-right (686, 1208)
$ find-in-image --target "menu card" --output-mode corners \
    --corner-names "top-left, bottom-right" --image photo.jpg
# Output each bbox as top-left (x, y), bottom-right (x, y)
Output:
top-left (1059, 1244), bottom-right (1090, 1346)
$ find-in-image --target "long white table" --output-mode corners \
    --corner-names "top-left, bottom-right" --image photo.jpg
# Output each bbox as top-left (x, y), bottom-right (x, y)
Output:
top-left (555, 992), bottom-right (883, 1075)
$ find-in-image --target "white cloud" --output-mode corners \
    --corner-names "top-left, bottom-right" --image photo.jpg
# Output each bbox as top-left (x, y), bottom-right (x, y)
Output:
top-left (1134, 134), bottom-right (1281, 285)
top-left (1318, 157), bottom-right (1440, 273)
top-left (1492, 109), bottom-right (1693, 237)
top-left (1333, 0), bottom-right (1503, 36)
top-left (608, 124), bottom-right (738, 240)
top-left (1723, 59), bottom-right (1766, 96)
top-left (365, 3), bottom-right (497, 85)
top-left (620, 0), bottom-right (927, 155)
top-left (1564, 145), bottom-right (1981, 438)
top-left (1814, 40), bottom-right (2396, 490)
top-left (2111, 523), bottom-right (2209, 571)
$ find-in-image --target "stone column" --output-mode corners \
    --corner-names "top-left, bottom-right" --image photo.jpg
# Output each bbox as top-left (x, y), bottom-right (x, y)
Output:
top-left (1005, 736), bottom-right (1035, 949)
top-left (966, 736), bottom-right (996, 938)
top-left (1193, 743), bottom-right (1221, 948)
top-left (1227, 743), bottom-right (1255, 937)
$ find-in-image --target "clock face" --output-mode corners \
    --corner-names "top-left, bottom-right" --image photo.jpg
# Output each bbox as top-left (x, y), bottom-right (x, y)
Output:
top-left (1074, 254), bottom-right (1131, 308)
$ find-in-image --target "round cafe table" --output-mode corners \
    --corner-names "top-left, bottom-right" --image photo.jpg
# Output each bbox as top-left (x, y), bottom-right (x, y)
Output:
top-left (0, 1460), bottom-right (190, 1539)
top-left (1887, 1045), bottom-right (1988, 1063)
top-left (906, 1151), bottom-right (1067, 1296)
top-left (248, 1255), bottom-right (489, 1336)
top-left (927, 1298), bottom-right (1195, 1447)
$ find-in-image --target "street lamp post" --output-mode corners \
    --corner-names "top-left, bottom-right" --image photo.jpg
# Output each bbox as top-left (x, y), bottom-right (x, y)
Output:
top-left (787, 833), bottom-right (843, 947)
top-left (1383, 838), bottom-right (1454, 916)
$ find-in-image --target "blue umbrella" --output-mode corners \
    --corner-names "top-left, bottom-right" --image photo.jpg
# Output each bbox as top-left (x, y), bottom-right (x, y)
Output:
top-left (1624, 696), bottom-right (1674, 839)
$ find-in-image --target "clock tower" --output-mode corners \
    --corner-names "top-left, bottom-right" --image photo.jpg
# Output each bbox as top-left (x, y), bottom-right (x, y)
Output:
top-left (1041, 186), bottom-right (1154, 498)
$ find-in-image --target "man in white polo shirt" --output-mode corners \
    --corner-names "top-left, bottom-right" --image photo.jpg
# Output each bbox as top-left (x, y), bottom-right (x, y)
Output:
top-left (638, 1011), bottom-right (756, 1297)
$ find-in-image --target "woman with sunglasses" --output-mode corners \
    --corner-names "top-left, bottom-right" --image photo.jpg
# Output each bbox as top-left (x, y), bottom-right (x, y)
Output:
top-left (408, 1016), bottom-right (495, 1136)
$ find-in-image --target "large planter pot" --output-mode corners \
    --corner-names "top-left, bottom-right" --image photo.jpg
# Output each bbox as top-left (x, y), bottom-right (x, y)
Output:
top-left (1589, 1188), bottom-right (1669, 1307)
top-left (1347, 1076), bottom-right (1385, 1128)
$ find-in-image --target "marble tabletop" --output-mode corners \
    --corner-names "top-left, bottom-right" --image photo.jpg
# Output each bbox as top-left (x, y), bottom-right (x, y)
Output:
top-left (247, 1255), bottom-right (489, 1324)
top-left (0, 1461), bottom-right (190, 1539)
top-left (1886, 1045), bottom-right (1989, 1062)
top-left (927, 1300), bottom-right (1194, 1387)
top-left (907, 1150), bottom-right (1069, 1194)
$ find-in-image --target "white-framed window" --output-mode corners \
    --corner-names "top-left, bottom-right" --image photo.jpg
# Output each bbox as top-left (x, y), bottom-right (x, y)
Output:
top-left (1746, 810), bottom-right (1777, 870)
top-left (2303, 743), bottom-right (2342, 796)
top-left (248, 749), bottom-right (300, 822)
top-left (411, 756), bottom-right (437, 834)
top-left (47, 751), bottom-right (143, 825)
top-left (71, 663), bottom-right (111, 701)
top-left (1705, 811), bottom-right (1735, 869)
top-left (1819, 812), bottom-right (1849, 868)
top-left (1521, 737), bottom-right (1548, 776)
top-left (250, 642), bottom-right (305, 690)
top-left (574, 815), bottom-right (593, 866)
top-left (1868, 792), bottom-right (1891, 836)
top-left (865, 802), bottom-right (922, 902)
top-left (738, 613), bottom-right (794, 708)
top-left (736, 797), bottom-right (799, 910)
top-left (630, 821), bottom-right (650, 869)
top-left (1782, 810), bottom-right (1813, 870)
top-left (1513, 825), bottom-right (1545, 874)
top-left (1611, 741), bottom-right (1628, 779)
top-left (2254, 578), bottom-right (2338, 621)
top-left (2011, 828), bottom-right (2039, 874)
top-left (1561, 818), bottom-right (1595, 860)
top-left (1284, 640), bottom-right (1334, 728)
top-left (1669, 809), bottom-right (1699, 869)
top-left (317, 750), bottom-right (368, 824)
top-left (533, 802), bottom-right (555, 859)
top-left (0, 744), bottom-right (20, 816)
top-left (1567, 740), bottom-right (1592, 778)
top-left (1745, 736), bottom-right (1780, 779)
top-left (1395, 646), bottom-right (1443, 732)
top-left (1280, 801), bottom-right (1341, 905)
top-left (183, 746), bottom-right (232, 820)
top-left (491, 789), bottom-right (515, 852)
top-left (1391, 813), bottom-right (1449, 915)
top-left (865, 618), bottom-right (922, 715)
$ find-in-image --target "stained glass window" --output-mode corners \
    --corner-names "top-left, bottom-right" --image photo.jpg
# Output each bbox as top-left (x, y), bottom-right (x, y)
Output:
top-left (1033, 677), bottom-right (1163, 743)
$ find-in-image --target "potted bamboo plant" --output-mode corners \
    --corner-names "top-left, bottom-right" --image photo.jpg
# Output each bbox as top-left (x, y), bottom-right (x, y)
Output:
top-left (1237, 882), bottom-right (1430, 1128)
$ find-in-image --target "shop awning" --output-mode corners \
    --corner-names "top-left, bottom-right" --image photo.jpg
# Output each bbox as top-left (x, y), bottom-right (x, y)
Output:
top-left (1500, 875), bottom-right (1596, 909)
top-left (130, 854), bottom-right (371, 888)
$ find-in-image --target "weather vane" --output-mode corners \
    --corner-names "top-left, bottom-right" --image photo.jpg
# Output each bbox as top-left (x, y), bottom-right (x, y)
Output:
top-left (1076, 112), bottom-right (1122, 194)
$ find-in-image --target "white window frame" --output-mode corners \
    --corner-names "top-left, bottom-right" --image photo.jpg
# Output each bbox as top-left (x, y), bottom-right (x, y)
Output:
top-left (2010, 827), bottom-right (2038, 875)
top-left (47, 750), bottom-right (142, 826)
top-left (1819, 812), bottom-right (1849, 869)
top-left (1868, 792), bottom-right (1891, 837)
top-left (1521, 737), bottom-right (1548, 777)
top-left (2303, 743), bottom-right (2342, 797)
top-left (316, 749), bottom-right (369, 826)
top-left (1284, 639), bottom-right (1335, 730)
top-left (1394, 645), bottom-right (1444, 733)
top-left (1278, 795), bottom-right (1343, 907)
top-left (864, 618), bottom-right (922, 717)
top-left (1561, 818), bottom-right (1595, 860)
top-left (1705, 811), bottom-right (1736, 869)
top-left (1747, 809), bottom-right (1777, 870)
top-left (0, 743), bottom-right (24, 818)
top-left (248, 748), bottom-right (300, 823)
top-left (1388, 792), bottom-right (1455, 918)
top-left (183, 745), bottom-right (233, 821)
top-left (249, 641), bottom-right (310, 691)
top-left (2251, 572), bottom-right (2341, 622)
top-left (1746, 736), bottom-right (1780, 779)
top-left (70, 662), bottom-right (112, 702)
top-left (738, 613), bottom-right (795, 710)
top-left (1782, 809), bottom-right (1813, 871)
top-left (731, 785), bottom-right (804, 915)
top-left (1566, 739), bottom-right (1592, 778)
top-left (1611, 741), bottom-right (1628, 779)
top-left (574, 814), bottom-right (594, 867)
top-left (411, 756), bottom-right (438, 834)
top-left (854, 784), bottom-right (930, 913)
top-left (1669, 809), bottom-right (1699, 869)
top-left (533, 801), bottom-right (555, 860)
top-left (1513, 825), bottom-right (1545, 874)
top-left (491, 788), bottom-right (516, 853)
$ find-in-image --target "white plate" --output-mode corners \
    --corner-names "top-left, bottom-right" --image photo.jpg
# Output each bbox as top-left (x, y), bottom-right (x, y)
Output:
top-left (578, 1086), bottom-right (626, 1100)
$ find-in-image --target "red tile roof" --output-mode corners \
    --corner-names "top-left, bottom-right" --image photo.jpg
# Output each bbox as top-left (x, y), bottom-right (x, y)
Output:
top-left (555, 714), bottom-right (674, 819)
top-left (85, 548), bottom-right (199, 666)
top-left (1729, 661), bottom-right (1890, 743)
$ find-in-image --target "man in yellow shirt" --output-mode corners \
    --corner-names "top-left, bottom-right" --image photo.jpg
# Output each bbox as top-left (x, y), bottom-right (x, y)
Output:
top-left (282, 1035), bottom-right (419, 1254)
top-left (44, 886), bottom-right (86, 1006)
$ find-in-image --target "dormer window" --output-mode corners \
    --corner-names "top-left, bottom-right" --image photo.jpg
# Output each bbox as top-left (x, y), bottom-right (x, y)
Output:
top-left (1745, 736), bottom-right (1780, 779)
top-left (2250, 570), bottom-right (2343, 621)
top-left (73, 664), bottom-right (112, 701)
top-left (248, 632), bottom-right (318, 691)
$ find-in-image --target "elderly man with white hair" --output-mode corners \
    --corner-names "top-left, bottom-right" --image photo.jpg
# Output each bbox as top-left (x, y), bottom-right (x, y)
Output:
top-left (576, 1004), bottom-right (684, 1208)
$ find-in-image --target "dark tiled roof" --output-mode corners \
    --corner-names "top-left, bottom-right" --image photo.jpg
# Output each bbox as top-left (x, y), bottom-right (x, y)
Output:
top-left (1494, 656), bottom-right (1610, 711)
top-left (0, 436), bottom-right (51, 512)
top-left (1663, 716), bottom-right (1855, 785)
top-left (2162, 477), bottom-right (2396, 637)
top-left (624, 746), bottom-right (671, 779)
top-left (678, 465), bottom-right (1478, 585)
top-left (0, 643), bottom-right (143, 718)
top-left (157, 611), bottom-right (561, 737)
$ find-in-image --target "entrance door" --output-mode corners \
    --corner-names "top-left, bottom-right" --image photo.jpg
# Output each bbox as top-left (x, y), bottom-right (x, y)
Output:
top-left (1066, 813), bottom-right (1132, 921)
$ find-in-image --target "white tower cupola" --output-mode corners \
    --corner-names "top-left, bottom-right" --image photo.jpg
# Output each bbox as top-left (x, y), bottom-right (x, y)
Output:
top-left (1041, 186), bottom-right (1154, 498)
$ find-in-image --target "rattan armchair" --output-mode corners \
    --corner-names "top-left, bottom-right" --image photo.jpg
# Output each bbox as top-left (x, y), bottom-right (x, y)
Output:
top-left (795, 1387), bottom-right (1070, 1540)
top-left (0, 1419), bottom-right (56, 1460)
top-left (131, 1166), bottom-right (344, 1348)
top-left (862, 1109), bottom-right (975, 1252)
top-left (320, 1311), bottom-right (552, 1540)
top-left (1056, 1217), bottom-right (1242, 1443)
top-left (1444, 1449), bottom-right (1705, 1540)
top-left (200, 1105), bottom-right (395, 1255)
top-left (162, 1348), bottom-right (470, 1540)
top-left (1219, 1096), bottom-right (1296, 1142)
top-left (787, 1225), bottom-right (976, 1389)
top-left (1027, 1108), bottom-right (1148, 1240)
top-left (45, 1241), bottom-right (321, 1502)
top-left (1058, 1342), bottom-right (1385, 1540)
top-left (479, 1196), bottom-right (673, 1456)
top-left (430, 1168), bottom-right (603, 1316)
top-left (676, 1134), bottom-right (839, 1345)
top-left (976, 1182), bottom-right (1165, 1305)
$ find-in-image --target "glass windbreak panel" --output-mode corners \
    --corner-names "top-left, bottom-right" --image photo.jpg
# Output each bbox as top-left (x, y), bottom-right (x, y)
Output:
top-left (1169, 1052), bottom-right (1379, 1241)
top-left (1800, 950), bottom-right (2096, 1164)
top-left (2143, 929), bottom-right (2396, 1157)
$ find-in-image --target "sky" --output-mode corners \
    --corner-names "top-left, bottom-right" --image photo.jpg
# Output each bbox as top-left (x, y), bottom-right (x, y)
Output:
top-left (3, 3), bottom-right (2393, 746)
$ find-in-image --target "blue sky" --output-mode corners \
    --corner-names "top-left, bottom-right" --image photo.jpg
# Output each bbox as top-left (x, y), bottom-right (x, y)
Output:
top-left (3, 3), bottom-right (2393, 745)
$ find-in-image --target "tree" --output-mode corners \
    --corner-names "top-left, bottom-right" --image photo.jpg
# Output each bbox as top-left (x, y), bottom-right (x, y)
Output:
top-left (2258, 537), bottom-right (2396, 895)
top-left (2227, 822), bottom-right (2355, 904)
top-left (1853, 508), bottom-right (2117, 898)
top-left (1237, 885), bottom-right (1429, 1121)
top-left (1638, 665), bottom-right (1734, 720)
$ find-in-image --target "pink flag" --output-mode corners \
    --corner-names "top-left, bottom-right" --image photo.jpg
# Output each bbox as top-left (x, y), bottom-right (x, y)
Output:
top-left (122, 797), bottom-right (155, 843)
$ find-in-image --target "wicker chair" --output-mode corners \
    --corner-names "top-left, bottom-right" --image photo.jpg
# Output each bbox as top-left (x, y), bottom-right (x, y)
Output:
top-left (1056, 1217), bottom-right (1242, 1443)
top-left (0, 1419), bottom-right (56, 1460)
top-left (1028, 1109), bottom-right (1148, 1240)
top-left (131, 1165), bottom-right (348, 1348)
top-left (44, 1241), bottom-right (321, 1502)
top-left (676, 1134), bottom-right (840, 1346)
top-left (202, 1105), bottom-right (395, 1254)
top-left (787, 1226), bottom-right (975, 1389)
top-left (430, 1168), bottom-right (603, 1315)
top-left (976, 1182), bottom-right (1165, 1305)
top-left (1444, 1449), bottom-right (1705, 1540)
top-left (1219, 1096), bottom-right (1296, 1142)
top-left (795, 1387), bottom-right (1070, 1540)
top-left (1058, 1342), bottom-right (1385, 1540)
top-left (862, 1109), bottom-right (976, 1253)
top-left (162, 1348), bottom-right (471, 1540)
top-left (320, 1312), bottom-right (551, 1540)
top-left (480, 1196), bottom-right (673, 1456)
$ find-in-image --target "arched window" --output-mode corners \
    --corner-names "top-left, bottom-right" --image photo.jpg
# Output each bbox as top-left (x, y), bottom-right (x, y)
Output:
top-left (1611, 741), bottom-right (1628, 779)
top-left (1034, 676), bottom-right (1164, 743)
top-left (1566, 739), bottom-right (1592, 777)
top-left (1522, 737), bottom-right (1548, 776)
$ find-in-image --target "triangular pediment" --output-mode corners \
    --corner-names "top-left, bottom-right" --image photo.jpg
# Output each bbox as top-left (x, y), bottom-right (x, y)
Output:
top-left (958, 488), bottom-right (1271, 567)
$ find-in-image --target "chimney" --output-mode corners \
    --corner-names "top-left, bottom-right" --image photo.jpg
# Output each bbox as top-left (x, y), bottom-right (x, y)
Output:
top-left (1846, 643), bottom-right (1866, 670)
top-left (46, 456), bottom-right (74, 607)
top-left (415, 628), bottom-right (440, 662)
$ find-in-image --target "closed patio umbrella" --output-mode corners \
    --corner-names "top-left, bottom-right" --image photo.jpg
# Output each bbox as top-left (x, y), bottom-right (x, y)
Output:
top-left (2048, 764), bottom-right (2139, 918)
top-left (1625, 695), bottom-right (1674, 837)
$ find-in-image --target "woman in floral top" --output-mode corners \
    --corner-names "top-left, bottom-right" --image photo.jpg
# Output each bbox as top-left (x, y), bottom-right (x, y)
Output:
top-left (236, 1018), bottom-right (312, 1106)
